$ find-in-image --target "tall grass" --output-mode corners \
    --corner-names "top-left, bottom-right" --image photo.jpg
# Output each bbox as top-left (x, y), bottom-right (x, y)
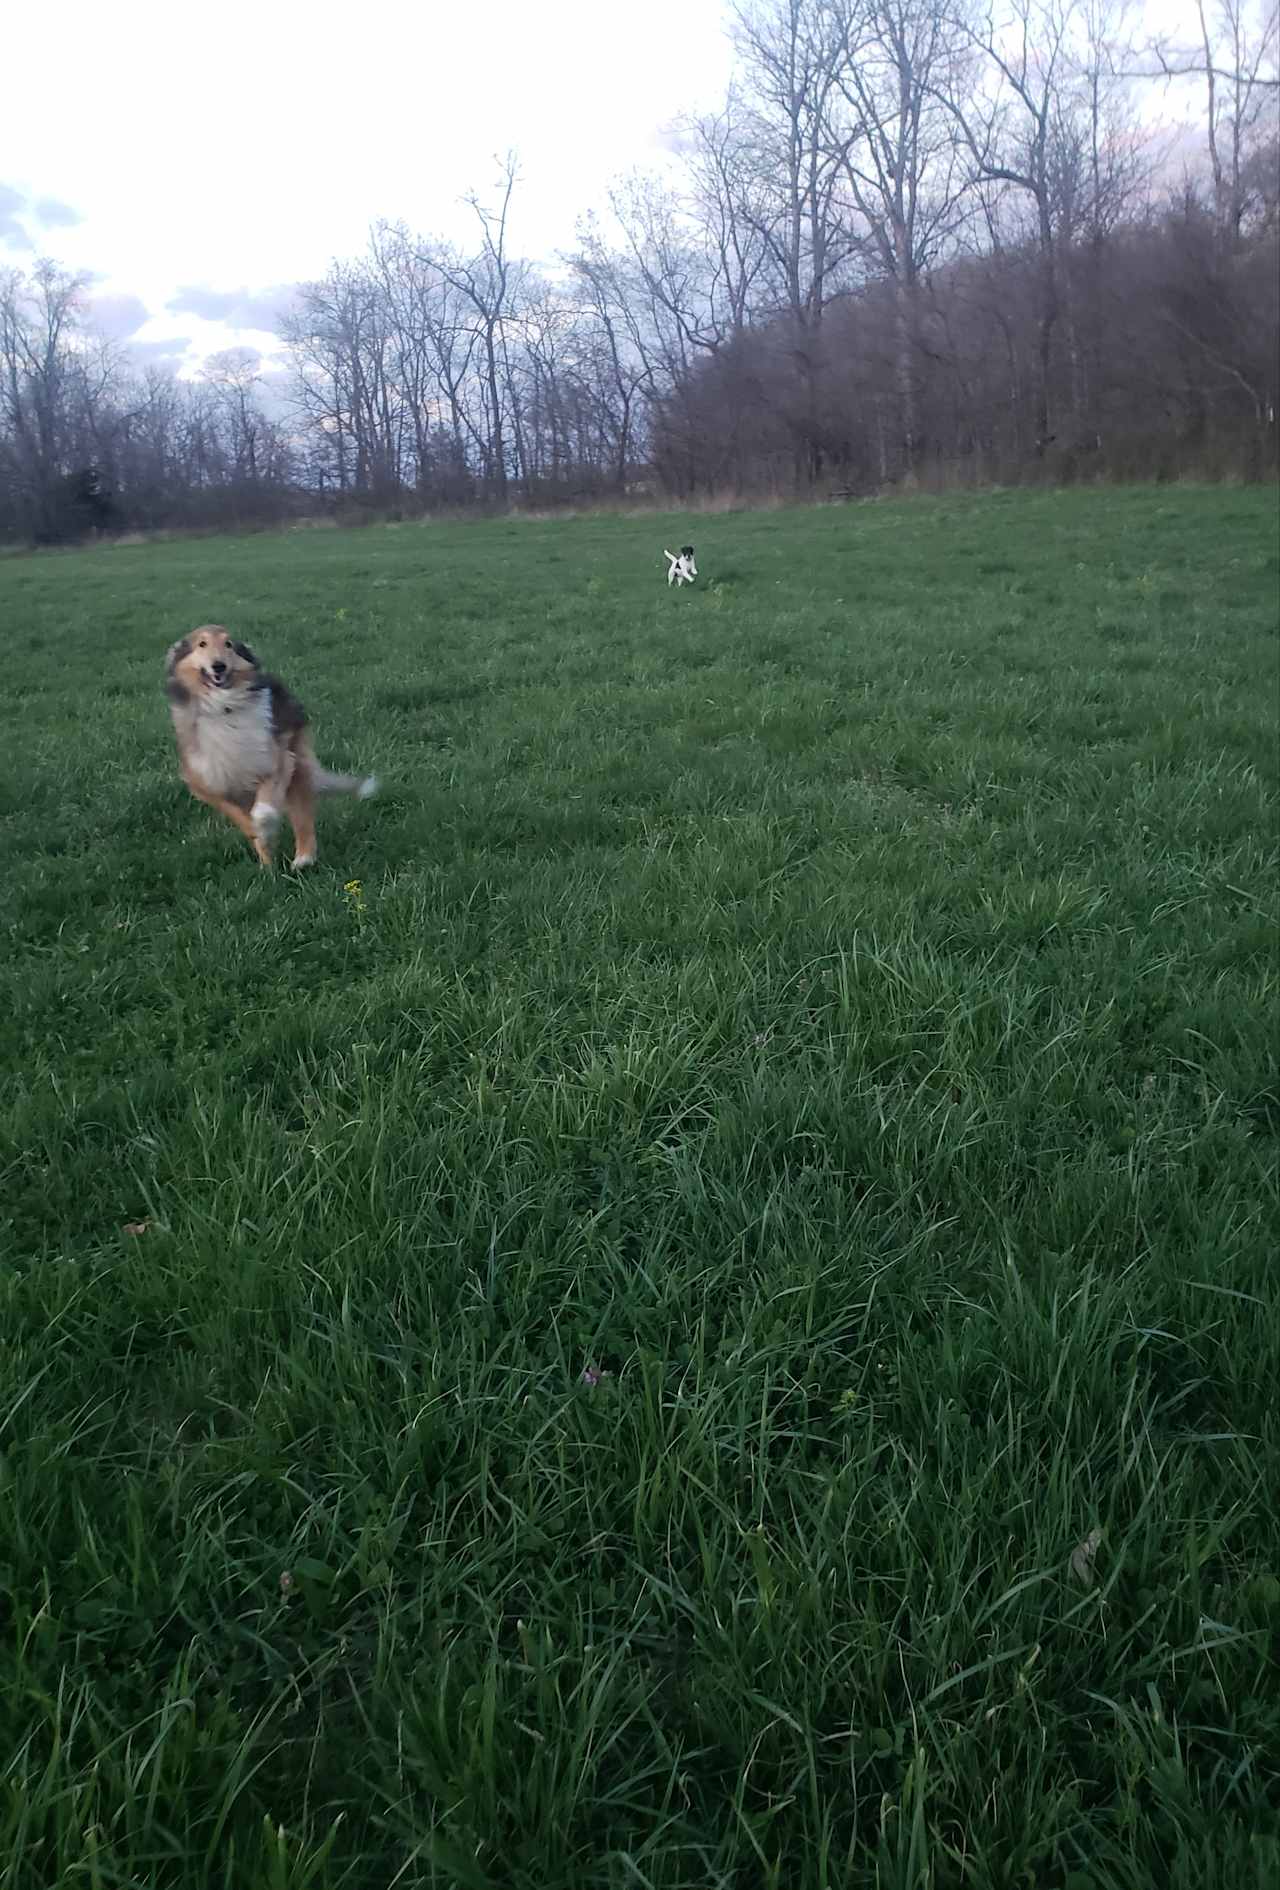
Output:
top-left (1, 486), bottom-right (1277, 1887)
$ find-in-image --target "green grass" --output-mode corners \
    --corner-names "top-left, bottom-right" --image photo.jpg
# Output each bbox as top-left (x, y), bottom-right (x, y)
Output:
top-left (1, 487), bottom-right (1278, 1888)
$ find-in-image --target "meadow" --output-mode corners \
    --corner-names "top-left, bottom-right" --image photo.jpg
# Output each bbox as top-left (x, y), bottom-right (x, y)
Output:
top-left (1, 486), bottom-right (1277, 1888)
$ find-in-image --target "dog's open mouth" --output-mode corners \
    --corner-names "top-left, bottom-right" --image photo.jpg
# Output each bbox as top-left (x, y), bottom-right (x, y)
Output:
top-left (202, 668), bottom-right (232, 689)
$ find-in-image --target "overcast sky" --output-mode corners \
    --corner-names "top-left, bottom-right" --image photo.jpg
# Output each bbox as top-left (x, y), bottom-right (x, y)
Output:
top-left (1, 0), bottom-right (1219, 377)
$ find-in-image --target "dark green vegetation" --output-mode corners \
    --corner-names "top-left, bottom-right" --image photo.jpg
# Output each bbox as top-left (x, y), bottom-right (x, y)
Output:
top-left (2, 489), bottom-right (1278, 1888)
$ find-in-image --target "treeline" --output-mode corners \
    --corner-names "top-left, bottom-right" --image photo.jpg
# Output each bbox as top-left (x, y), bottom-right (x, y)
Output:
top-left (1, 0), bottom-right (1276, 541)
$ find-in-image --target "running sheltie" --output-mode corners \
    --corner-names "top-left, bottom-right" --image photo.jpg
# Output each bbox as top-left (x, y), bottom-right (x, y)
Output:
top-left (165, 627), bottom-right (377, 869)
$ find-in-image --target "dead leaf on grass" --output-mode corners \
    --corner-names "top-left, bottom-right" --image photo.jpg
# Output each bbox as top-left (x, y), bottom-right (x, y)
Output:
top-left (122, 1220), bottom-right (152, 1237)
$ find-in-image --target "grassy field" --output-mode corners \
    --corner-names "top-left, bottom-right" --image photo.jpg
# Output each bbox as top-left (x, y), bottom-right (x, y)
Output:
top-left (1, 487), bottom-right (1278, 1888)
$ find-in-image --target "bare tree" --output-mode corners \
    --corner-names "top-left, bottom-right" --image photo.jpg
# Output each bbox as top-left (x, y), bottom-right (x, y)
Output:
top-left (568, 228), bottom-right (654, 489)
top-left (825, 0), bottom-right (972, 470)
top-left (679, 93), bottom-right (775, 338)
top-left (731, 0), bottom-right (861, 481)
top-left (0, 263), bottom-right (88, 537)
top-left (203, 348), bottom-right (266, 486)
top-left (942, 0), bottom-right (1082, 453)
top-left (435, 155), bottom-right (527, 500)
top-left (1148, 0), bottom-right (1279, 244)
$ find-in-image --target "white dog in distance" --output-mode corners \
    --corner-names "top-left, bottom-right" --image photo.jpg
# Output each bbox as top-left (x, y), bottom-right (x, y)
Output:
top-left (665, 545), bottom-right (697, 587)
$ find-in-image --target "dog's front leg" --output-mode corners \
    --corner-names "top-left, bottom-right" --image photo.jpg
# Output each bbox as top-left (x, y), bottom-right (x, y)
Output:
top-left (184, 773), bottom-right (268, 863)
top-left (250, 752), bottom-right (297, 866)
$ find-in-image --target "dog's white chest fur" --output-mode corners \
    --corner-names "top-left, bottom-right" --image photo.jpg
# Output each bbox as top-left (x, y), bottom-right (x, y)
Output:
top-left (182, 692), bottom-right (276, 797)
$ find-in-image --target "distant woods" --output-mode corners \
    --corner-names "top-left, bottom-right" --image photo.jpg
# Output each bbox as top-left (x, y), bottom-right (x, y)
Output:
top-left (2, 0), bottom-right (1276, 541)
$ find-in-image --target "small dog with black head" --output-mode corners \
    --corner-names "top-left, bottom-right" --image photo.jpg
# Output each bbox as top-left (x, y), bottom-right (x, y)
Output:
top-left (165, 626), bottom-right (377, 869)
top-left (664, 545), bottom-right (697, 587)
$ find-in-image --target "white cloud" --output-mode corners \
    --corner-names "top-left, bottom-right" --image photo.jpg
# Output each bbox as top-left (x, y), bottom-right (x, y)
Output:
top-left (2, 0), bottom-right (735, 361)
top-left (167, 283), bottom-right (300, 331)
top-left (0, 182), bottom-right (84, 250)
top-left (126, 335), bottom-right (194, 370)
top-left (32, 195), bottom-right (82, 229)
top-left (88, 291), bottom-right (151, 340)
top-left (0, 182), bottom-right (35, 250)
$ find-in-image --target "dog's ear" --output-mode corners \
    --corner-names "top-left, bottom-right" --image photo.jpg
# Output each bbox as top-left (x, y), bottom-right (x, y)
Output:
top-left (165, 636), bottom-right (191, 673)
top-left (231, 639), bottom-right (259, 668)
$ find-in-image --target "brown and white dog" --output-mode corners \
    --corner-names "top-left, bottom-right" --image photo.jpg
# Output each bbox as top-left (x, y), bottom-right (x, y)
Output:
top-left (165, 627), bottom-right (377, 869)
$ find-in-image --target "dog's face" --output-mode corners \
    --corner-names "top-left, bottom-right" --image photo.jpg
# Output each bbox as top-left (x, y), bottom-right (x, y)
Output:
top-left (167, 626), bottom-right (259, 699)
top-left (680, 545), bottom-right (695, 561)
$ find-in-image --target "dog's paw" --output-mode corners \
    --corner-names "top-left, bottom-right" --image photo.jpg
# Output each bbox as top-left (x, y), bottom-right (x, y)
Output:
top-left (251, 799), bottom-right (281, 841)
top-left (358, 775), bottom-right (379, 801)
top-left (291, 851), bottom-right (316, 871)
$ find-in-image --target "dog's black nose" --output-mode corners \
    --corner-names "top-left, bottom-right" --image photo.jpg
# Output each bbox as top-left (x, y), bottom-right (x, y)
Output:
top-left (210, 660), bottom-right (227, 676)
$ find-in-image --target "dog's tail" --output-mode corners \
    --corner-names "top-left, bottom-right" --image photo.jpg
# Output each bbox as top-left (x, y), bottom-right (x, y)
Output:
top-left (313, 767), bottom-right (379, 799)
